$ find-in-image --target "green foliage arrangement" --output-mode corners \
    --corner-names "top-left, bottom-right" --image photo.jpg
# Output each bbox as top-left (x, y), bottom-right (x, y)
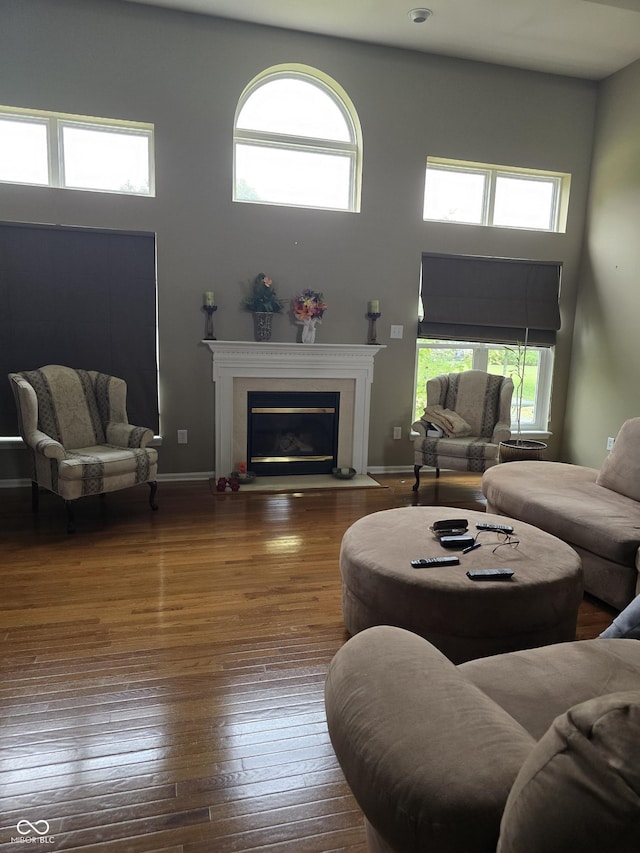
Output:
top-left (243, 273), bottom-right (286, 313)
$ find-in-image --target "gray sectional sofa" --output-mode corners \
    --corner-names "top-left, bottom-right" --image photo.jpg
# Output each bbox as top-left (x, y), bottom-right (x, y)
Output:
top-left (482, 417), bottom-right (640, 611)
top-left (325, 625), bottom-right (640, 853)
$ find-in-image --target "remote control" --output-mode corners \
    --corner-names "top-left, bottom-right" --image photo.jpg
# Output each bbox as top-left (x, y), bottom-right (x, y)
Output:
top-left (466, 569), bottom-right (514, 580)
top-left (411, 556), bottom-right (461, 568)
top-left (475, 522), bottom-right (514, 534)
top-left (440, 535), bottom-right (475, 549)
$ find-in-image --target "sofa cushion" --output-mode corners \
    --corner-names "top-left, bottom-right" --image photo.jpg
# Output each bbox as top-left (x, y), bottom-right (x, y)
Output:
top-left (58, 445), bottom-right (158, 481)
top-left (497, 691), bottom-right (640, 853)
top-left (461, 638), bottom-right (640, 740)
top-left (482, 460), bottom-right (640, 566)
top-left (20, 365), bottom-right (107, 449)
top-left (596, 418), bottom-right (640, 502)
top-left (432, 370), bottom-right (506, 438)
top-left (418, 435), bottom-right (499, 460)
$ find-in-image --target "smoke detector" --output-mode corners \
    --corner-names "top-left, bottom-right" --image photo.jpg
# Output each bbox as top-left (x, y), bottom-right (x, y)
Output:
top-left (408, 8), bottom-right (433, 23)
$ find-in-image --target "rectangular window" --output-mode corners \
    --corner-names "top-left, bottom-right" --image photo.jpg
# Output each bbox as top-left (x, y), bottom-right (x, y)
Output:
top-left (423, 158), bottom-right (570, 233)
top-left (0, 106), bottom-right (154, 196)
top-left (0, 116), bottom-right (49, 185)
top-left (235, 143), bottom-right (352, 210)
top-left (414, 340), bottom-right (553, 434)
top-left (423, 166), bottom-right (487, 225)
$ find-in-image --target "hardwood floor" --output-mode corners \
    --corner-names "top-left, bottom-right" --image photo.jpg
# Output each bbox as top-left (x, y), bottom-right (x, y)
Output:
top-left (0, 473), bottom-right (616, 851)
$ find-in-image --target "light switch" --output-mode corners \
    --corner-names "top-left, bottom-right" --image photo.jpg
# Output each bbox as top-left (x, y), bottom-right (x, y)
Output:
top-left (390, 324), bottom-right (404, 339)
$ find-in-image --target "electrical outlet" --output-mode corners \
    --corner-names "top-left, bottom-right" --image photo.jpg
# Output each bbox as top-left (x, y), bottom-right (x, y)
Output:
top-left (177, 429), bottom-right (188, 445)
top-left (606, 436), bottom-right (615, 450)
top-left (393, 426), bottom-right (402, 440)
top-left (390, 324), bottom-right (404, 339)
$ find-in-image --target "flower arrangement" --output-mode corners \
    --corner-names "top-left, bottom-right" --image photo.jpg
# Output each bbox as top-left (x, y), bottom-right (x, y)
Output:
top-left (243, 273), bottom-right (285, 313)
top-left (292, 288), bottom-right (327, 322)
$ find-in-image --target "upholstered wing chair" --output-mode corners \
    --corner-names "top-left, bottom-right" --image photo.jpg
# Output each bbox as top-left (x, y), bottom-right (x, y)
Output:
top-left (9, 365), bottom-right (158, 532)
top-left (411, 369), bottom-right (513, 490)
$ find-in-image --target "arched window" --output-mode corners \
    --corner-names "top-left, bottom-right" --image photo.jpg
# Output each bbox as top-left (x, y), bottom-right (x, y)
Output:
top-left (233, 66), bottom-right (362, 212)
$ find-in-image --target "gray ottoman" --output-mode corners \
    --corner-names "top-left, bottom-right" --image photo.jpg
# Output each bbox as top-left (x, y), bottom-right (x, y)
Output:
top-left (340, 506), bottom-right (583, 663)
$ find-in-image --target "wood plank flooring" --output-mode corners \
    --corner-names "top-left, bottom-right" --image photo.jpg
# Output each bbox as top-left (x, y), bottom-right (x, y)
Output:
top-left (0, 473), bottom-right (616, 851)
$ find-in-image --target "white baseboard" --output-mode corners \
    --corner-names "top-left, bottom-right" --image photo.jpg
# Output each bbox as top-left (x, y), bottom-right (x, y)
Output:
top-left (0, 471), bottom-right (215, 488)
top-left (0, 467), bottom-right (419, 488)
top-left (157, 471), bottom-right (214, 482)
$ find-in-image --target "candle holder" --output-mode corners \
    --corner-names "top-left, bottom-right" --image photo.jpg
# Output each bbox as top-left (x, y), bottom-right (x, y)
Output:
top-left (203, 304), bottom-right (218, 340)
top-left (366, 311), bottom-right (381, 345)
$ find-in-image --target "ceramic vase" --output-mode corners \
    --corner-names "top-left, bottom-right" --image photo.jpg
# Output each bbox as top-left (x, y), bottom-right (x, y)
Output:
top-left (301, 317), bottom-right (320, 344)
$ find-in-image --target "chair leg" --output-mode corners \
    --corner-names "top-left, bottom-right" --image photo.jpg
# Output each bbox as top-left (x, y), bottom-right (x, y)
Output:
top-left (31, 481), bottom-right (39, 513)
top-left (148, 480), bottom-right (159, 511)
top-left (412, 465), bottom-right (422, 491)
top-left (65, 500), bottom-right (76, 534)
top-left (436, 468), bottom-right (440, 478)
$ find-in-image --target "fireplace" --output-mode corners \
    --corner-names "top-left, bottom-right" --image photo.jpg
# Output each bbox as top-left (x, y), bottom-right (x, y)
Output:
top-left (203, 341), bottom-right (384, 479)
top-left (247, 391), bottom-right (339, 475)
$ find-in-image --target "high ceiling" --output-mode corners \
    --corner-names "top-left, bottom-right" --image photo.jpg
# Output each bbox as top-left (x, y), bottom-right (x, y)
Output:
top-left (124, 0), bottom-right (640, 80)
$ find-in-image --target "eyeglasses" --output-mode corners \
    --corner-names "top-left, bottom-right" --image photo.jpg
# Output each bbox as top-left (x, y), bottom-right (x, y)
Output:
top-left (473, 530), bottom-right (520, 553)
top-left (492, 532), bottom-right (520, 553)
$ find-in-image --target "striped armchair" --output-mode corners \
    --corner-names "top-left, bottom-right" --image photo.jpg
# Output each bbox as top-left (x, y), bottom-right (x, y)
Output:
top-left (411, 370), bottom-right (513, 490)
top-left (9, 365), bottom-right (158, 532)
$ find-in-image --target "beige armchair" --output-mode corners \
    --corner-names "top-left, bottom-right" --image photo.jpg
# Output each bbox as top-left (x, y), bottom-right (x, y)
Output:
top-left (9, 365), bottom-right (158, 532)
top-left (411, 369), bottom-right (513, 490)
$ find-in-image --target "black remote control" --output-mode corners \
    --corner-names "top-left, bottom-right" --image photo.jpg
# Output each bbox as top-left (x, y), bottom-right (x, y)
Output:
top-left (475, 522), bottom-right (514, 534)
top-left (411, 556), bottom-right (460, 568)
top-left (466, 569), bottom-right (514, 580)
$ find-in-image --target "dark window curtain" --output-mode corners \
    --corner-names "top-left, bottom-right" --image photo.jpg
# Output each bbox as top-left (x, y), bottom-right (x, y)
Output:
top-left (418, 252), bottom-right (562, 345)
top-left (0, 221), bottom-right (158, 436)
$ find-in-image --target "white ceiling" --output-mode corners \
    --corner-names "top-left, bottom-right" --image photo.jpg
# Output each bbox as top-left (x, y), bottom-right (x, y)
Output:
top-left (125, 0), bottom-right (640, 80)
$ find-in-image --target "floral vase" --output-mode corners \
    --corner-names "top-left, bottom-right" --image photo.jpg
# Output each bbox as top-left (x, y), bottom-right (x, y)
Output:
top-left (301, 317), bottom-right (320, 344)
top-left (253, 312), bottom-right (273, 342)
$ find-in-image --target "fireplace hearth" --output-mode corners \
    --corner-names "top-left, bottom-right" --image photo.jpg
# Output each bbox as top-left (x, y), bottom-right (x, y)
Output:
top-left (248, 391), bottom-right (339, 476)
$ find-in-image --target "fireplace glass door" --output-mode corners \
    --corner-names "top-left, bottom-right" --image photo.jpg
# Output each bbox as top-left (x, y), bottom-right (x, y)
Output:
top-left (247, 391), bottom-right (340, 476)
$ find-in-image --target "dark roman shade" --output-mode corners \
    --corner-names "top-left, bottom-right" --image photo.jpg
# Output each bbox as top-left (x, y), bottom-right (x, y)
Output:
top-left (0, 220), bottom-right (158, 436)
top-left (418, 252), bottom-right (562, 346)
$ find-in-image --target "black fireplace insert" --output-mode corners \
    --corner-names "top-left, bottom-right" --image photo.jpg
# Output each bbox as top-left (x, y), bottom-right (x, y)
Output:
top-left (247, 390), bottom-right (340, 476)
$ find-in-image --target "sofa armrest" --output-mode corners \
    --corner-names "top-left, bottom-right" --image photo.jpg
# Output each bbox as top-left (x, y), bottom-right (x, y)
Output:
top-left (31, 432), bottom-right (66, 460)
top-left (492, 421), bottom-right (511, 444)
top-left (411, 419), bottom-right (428, 437)
top-left (325, 626), bottom-right (534, 853)
top-left (106, 422), bottom-right (154, 448)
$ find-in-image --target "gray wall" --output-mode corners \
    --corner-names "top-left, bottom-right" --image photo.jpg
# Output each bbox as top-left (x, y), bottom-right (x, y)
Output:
top-left (0, 0), bottom-right (597, 479)
top-left (563, 58), bottom-right (640, 468)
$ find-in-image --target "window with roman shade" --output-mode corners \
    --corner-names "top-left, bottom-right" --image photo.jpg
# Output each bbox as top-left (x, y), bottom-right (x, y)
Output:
top-left (418, 253), bottom-right (562, 346)
top-left (0, 221), bottom-right (158, 438)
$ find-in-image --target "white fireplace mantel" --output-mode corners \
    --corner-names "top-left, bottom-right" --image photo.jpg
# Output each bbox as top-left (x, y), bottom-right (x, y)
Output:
top-left (203, 341), bottom-right (385, 478)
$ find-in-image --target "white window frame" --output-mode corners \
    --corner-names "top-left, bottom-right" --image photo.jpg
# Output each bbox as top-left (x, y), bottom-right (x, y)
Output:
top-left (414, 339), bottom-right (554, 434)
top-left (423, 157), bottom-right (570, 233)
top-left (0, 106), bottom-right (155, 196)
top-left (233, 66), bottom-right (362, 213)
